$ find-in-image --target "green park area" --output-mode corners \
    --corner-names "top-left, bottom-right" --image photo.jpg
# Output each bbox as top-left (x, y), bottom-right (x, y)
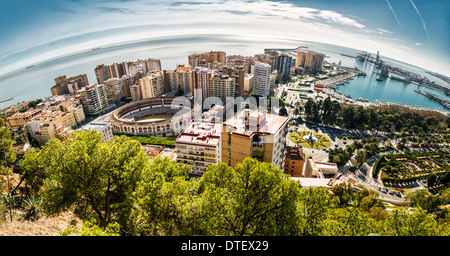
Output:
top-left (290, 131), bottom-right (331, 149)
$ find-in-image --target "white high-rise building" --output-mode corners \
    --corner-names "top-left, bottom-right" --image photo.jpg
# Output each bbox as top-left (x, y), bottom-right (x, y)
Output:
top-left (252, 62), bottom-right (271, 97)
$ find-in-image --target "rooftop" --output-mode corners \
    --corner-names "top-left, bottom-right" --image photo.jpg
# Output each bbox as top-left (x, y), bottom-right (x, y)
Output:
top-left (223, 109), bottom-right (288, 137)
top-left (176, 120), bottom-right (222, 147)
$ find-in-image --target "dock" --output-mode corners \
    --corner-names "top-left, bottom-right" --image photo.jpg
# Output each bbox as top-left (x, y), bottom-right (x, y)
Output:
top-left (414, 90), bottom-right (450, 109)
top-left (0, 97), bottom-right (14, 104)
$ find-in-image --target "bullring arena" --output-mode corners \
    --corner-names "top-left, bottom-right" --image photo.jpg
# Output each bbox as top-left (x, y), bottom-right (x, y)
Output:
top-left (110, 97), bottom-right (196, 137)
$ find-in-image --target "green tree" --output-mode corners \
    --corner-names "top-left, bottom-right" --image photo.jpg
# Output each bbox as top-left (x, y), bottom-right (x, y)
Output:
top-left (198, 158), bottom-right (302, 236)
top-left (25, 130), bottom-right (148, 230)
top-left (331, 182), bottom-right (354, 207)
top-left (381, 207), bottom-right (438, 236)
top-left (298, 186), bottom-right (332, 236)
top-left (60, 218), bottom-right (121, 236)
top-left (406, 189), bottom-right (442, 213)
top-left (0, 118), bottom-right (17, 221)
top-left (321, 207), bottom-right (379, 236)
top-left (132, 156), bottom-right (197, 236)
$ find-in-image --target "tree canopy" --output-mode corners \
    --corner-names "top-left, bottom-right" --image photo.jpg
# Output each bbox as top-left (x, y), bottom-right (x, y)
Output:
top-left (9, 130), bottom-right (450, 236)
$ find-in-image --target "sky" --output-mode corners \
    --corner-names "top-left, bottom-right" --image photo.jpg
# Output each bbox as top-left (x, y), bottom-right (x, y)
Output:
top-left (0, 0), bottom-right (449, 76)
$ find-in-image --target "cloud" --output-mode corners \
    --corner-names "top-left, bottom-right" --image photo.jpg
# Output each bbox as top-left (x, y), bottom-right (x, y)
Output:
top-left (409, 0), bottom-right (431, 43)
top-left (415, 42), bottom-right (423, 46)
top-left (318, 10), bottom-right (365, 29)
top-left (385, 0), bottom-right (402, 29)
top-left (376, 28), bottom-right (393, 34)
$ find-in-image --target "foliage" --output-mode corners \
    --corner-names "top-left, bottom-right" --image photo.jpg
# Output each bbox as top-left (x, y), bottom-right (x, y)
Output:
top-left (60, 218), bottom-right (121, 236)
top-left (21, 195), bottom-right (43, 221)
top-left (15, 129), bottom-right (450, 236)
top-left (21, 130), bottom-right (148, 229)
top-left (123, 135), bottom-right (176, 148)
top-left (198, 159), bottom-right (302, 236)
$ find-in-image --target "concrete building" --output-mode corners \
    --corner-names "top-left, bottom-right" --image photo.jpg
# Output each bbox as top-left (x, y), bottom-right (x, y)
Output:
top-left (221, 109), bottom-right (288, 169)
top-left (252, 62), bottom-right (272, 97)
top-left (79, 122), bottom-right (113, 143)
top-left (139, 72), bottom-right (164, 99)
top-left (244, 74), bottom-right (253, 93)
top-left (176, 106), bottom-right (223, 176)
top-left (130, 84), bottom-right (142, 101)
top-left (220, 65), bottom-right (245, 97)
top-left (164, 66), bottom-right (193, 93)
top-left (277, 54), bottom-right (293, 82)
top-left (51, 74), bottom-right (89, 96)
top-left (6, 109), bottom-right (42, 128)
top-left (303, 156), bottom-right (338, 178)
top-left (189, 51), bottom-right (226, 68)
top-left (192, 67), bottom-right (213, 101)
top-left (104, 77), bottom-right (125, 103)
top-left (210, 74), bottom-right (235, 101)
top-left (284, 146), bottom-right (306, 177)
top-left (297, 51), bottom-right (325, 72)
top-left (75, 84), bottom-right (109, 115)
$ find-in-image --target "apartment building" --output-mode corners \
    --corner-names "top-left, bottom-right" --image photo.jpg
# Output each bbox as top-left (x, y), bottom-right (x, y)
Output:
top-left (210, 74), bottom-right (235, 101)
top-left (221, 109), bottom-right (288, 169)
top-left (139, 72), bottom-right (164, 99)
top-left (284, 146), bottom-right (306, 177)
top-left (296, 51), bottom-right (325, 71)
top-left (6, 109), bottom-right (42, 128)
top-left (104, 77), bottom-right (125, 103)
top-left (75, 84), bottom-right (109, 115)
top-left (176, 106), bottom-right (224, 176)
top-left (192, 67), bottom-right (213, 101)
top-left (188, 51), bottom-right (226, 68)
top-left (252, 62), bottom-right (272, 97)
top-left (51, 74), bottom-right (89, 96)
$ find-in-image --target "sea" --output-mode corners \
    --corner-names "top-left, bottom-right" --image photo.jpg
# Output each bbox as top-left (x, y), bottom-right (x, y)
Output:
top-left (0, 34), bottom-right (449, 110)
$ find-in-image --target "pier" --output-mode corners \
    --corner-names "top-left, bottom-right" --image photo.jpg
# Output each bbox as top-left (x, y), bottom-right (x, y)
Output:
top-left (0, 97), bottom-right (14, 104)
top-left (414, 90), bottom-right (450, 109)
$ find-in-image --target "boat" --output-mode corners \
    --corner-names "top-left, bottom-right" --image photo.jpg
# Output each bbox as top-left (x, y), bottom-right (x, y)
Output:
top-left (26, 65), bottom-right (34, 69)
top-left (357, 97), bottom-right (369, 102)
top-left (376, 78), bottom-right (383, 82)
top-left (92, 47), bottom-right (101, 51)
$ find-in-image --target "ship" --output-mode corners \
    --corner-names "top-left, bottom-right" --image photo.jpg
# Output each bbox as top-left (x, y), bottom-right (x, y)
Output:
top-left (357, 97), bottom-right (369, 102)
top-left (92, 47), bottom-right (101, 51)
top-left (26, 65), bottom-right (35, 69)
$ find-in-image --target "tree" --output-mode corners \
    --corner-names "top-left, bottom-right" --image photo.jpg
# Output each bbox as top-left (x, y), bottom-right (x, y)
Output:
top-left (0, 118), bottom-right (16, 221)
top-left (381, 207), bottom-right (438, 236)
top-left (321, 207), bottom-right (379, 236)
top-left (198, 158), bottom-right (302, 236)
top-left (132, 156), bottom-right (197, 236)
top-left (24, 130), bottom-right (148, 230)
top-left (406, 189), bottom-right (442, 213)
top-left (331, 182), bottom-right (354, 207)
top-left (298, 186), bottom-right (332, 236)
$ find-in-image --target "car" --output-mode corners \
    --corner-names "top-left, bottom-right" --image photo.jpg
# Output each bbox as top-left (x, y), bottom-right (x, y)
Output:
top-left (388, 190), bottom-right (395, 195)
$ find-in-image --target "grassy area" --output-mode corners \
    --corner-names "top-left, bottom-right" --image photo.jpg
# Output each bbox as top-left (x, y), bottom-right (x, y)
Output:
top-left (290, 131), bottom-right (331, 149)
top-left (117, 134), bottom-right (176, 148)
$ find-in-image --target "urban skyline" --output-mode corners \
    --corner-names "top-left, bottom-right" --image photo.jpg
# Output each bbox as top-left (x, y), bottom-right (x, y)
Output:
top-left (1, 0), bottom-right (450, 240)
